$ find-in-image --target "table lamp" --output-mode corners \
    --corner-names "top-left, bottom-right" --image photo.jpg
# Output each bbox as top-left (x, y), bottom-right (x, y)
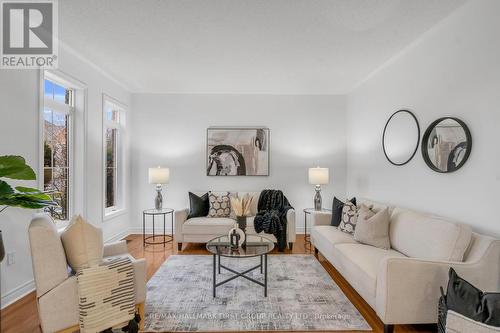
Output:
top-left (308, 167), bottom-right (329, 210)
top-left (148, 166), bottom-right (169, 210)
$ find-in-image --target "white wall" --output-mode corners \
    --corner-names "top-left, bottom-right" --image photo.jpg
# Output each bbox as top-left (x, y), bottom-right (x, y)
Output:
top-left (130, 94), bottom-right (347, 233)
top-left (0, 47), bottom-right (132, 308)
top-left (346, 0), bottom-right (500, 237)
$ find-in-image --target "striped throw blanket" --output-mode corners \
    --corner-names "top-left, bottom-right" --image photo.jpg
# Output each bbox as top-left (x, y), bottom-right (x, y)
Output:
top-left (77, 256), bottom-right (135, 333)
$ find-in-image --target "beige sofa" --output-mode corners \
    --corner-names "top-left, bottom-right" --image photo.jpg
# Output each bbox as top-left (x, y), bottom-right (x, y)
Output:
top-left (175, 191), bottom-right (296, 251)
top-left (446, 310), bottom-right (500, 333)
top-left (310, 199), bottom-right (500, 333)
top-left (28, 214), bottom-right (146, 333)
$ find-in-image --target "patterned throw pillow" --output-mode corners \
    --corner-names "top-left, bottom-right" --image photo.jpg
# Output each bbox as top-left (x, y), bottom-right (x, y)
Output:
top-left (208, 192), bottom-right (232, 218)
top-left (338, 201), bottom-right (358, 234)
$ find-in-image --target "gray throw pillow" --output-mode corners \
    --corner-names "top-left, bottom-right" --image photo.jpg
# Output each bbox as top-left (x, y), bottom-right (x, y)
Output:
top-left (354, 207), bottom-right (391, 250)
top-left (208, 192), bottom-right (233, 218)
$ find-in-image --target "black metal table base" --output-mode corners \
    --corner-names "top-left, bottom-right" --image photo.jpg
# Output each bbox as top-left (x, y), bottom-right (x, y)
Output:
top-left (142, 209), bottom-right (174, 247)
top-left (304, 234), bottom-right (312, 251)
top-left (212, 254), bottom-right (268, 297)
top-left (144, 234), bottom-right (173, 246)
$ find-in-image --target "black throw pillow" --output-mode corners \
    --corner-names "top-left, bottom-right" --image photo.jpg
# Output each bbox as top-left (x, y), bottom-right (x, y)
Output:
top-left (446, 268), bottom-right (500, 326)
top-left (331, 197), bottom-right (356, 227)
top-left (483, 293), bottom-right (500, 326)
top-left (187, 192), bottom-right (209, 219)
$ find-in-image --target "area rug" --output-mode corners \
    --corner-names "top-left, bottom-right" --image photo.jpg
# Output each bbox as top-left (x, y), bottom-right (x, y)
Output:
top-left (144, 255), bottom-right (370, 332)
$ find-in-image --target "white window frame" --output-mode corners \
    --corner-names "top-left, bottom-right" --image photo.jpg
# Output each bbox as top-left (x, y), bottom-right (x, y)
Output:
top-left (102, 94), bottom-right (127, 220)
top-left (39, 70), bottom-right (87, 224)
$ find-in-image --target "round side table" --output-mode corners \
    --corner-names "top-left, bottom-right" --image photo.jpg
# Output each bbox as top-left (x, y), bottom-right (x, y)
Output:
top-left (303, 208), bottom-right (332, 250)
top-left (142, 208), bottom-right (174, 247)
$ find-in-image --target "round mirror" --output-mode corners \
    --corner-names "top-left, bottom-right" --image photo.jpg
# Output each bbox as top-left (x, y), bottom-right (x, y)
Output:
top-left (382, 110), bottom-right (420, 166)
top-left (422, 117), bottom-right (472, 173)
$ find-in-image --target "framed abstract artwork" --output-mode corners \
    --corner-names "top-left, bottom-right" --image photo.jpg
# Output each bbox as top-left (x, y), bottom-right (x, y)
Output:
top-left (207, 127), bottom-right (270, 176)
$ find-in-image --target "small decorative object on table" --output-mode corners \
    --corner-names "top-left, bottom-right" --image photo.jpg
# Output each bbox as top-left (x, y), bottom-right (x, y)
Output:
top-left (230, 194), bottom-right (254, 248)
top-left (228, 223), bottom-right (245, 249)
top-left (229, 227), bottom-right (241, 249)
top-left (148, 167), bottom-right (170, 210)
top-left (308, 167), bottom-right (329, 210)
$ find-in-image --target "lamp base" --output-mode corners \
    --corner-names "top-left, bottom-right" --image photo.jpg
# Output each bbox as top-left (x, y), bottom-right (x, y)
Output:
top-left (314, 185), bottom-right (322, 211)
top-left (155, 186), bottom-right (163, 210)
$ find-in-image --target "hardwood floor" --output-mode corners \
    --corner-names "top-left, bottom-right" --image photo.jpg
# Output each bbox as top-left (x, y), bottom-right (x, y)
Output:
top-left (0, 235), bottom-right (436, 333)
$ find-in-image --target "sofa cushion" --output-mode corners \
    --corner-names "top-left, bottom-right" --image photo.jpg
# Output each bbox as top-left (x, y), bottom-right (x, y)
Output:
top-left (311, 225), bottom-right (359, 257)
top-left (208, 192), bottom-right (232, 217)
top-left (339, 201), bottom-right (358, 234)
top-left (358, 198), bottom-right (393, 215)
top-left (183, 217), bottom-right (235, 235)
top-left (187, 192), bottom-right (209, 219)
top-left (390, 207), bottom-right (472, 261)
top-left (316, 225), bottom-right (359, 244)
top-left (331, 197), bottom-right (356, 227)
top-left (334, 243), bottom-right (406, 302)
top-left (354, 207), bottom-right (391, 250)
top-left (61, 215), bottom-right (103, 271)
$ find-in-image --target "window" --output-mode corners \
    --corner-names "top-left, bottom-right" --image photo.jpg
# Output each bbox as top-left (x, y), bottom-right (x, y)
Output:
top-left (103, 96), bottom-right (125, 216)
top-left (42, 78), bottom-right (74, 221)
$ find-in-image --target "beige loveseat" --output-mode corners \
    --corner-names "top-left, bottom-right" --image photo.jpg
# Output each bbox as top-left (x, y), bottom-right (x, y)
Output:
top-left (310, 199), bottom-right (500, 333)
top-left (28, 214), bottom-right (146, 333)
top-left (175, 191), bottom-right (296, 251)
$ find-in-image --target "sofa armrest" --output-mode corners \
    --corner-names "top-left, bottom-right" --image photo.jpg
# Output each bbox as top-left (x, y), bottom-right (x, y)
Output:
top-left (132, 257), bottom-right (147, 303)
top-left (447, 310), bottom-right (500, 333)
top-left (103, 240), bottom-right (128, 257)
top-left (287, 209), bottom-right (296, 243)
top-left (38, 275), bottom-right (79, 333)
top-left (375, 243), bottom-right (500, 325)
top-left (309, 211), bottom-right (332, 226)
top-left (175, 208), bottom-right (189, 243)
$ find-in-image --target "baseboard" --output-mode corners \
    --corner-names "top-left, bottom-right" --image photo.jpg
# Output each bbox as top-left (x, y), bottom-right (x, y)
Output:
top-left (128, 227), bottom-right (306, 235)
top-left (296, 227), bottom-right (305, 234)
top-left (127, 227), bottom-right (306, 235)
top-left (129, 227), bottom-right (173, 235)
top-left (105, 229), bottom-right (132, 243)
top-left (1, 279), bottom-right (35, 309)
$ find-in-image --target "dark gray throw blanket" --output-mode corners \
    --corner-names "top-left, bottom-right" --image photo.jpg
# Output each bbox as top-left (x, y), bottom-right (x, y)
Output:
top-left (253, 189), bottom-right (293, 251)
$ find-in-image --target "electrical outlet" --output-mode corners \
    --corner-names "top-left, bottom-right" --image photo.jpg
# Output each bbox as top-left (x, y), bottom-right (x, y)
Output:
top-left (7, 252), bottom-right (15, 265)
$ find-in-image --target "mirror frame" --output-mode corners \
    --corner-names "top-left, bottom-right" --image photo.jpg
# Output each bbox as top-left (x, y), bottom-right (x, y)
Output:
top-left (421, 117), bottom-right (472, 173)
top-left (382, 109), bottom-right (420, 166)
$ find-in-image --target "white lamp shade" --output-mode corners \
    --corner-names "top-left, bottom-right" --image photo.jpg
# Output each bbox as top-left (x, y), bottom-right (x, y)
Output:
top-left (149, 167), bottom-right (170, 184)
top-left (308, 167), bottom-right (329, 185)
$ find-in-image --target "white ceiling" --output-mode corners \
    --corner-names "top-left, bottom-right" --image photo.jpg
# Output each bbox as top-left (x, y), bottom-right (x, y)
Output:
top-left (59, 0), bottom-right (466, 94)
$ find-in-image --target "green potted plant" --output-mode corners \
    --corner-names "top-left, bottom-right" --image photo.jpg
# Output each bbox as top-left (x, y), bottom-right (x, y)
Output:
top-left (0, 155), bottom-right (56, 262)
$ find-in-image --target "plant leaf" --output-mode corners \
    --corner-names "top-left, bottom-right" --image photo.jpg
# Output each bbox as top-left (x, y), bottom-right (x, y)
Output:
top-left (15, 186), bottom-right (41, 193)
top-left (0, 192), bottom-right (57, 210)
top-left (0, 155), bottom-right (36, 180)
top-left (0, 180), bottom-right (14, 196)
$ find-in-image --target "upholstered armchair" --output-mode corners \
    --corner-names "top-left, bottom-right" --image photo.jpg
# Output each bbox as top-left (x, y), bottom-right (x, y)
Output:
top-left (28, 214), bottom-right (146, 333)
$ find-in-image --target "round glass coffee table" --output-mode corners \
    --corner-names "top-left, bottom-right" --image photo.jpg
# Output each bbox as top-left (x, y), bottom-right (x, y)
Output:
top-left (206, 234), bottom-right (274, 297)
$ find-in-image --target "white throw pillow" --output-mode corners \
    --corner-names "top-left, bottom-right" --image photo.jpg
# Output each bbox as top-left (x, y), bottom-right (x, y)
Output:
top-left (354, 207), bottom-right (391, 250)
top-left (61, 215), bottom-right (104, 271)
